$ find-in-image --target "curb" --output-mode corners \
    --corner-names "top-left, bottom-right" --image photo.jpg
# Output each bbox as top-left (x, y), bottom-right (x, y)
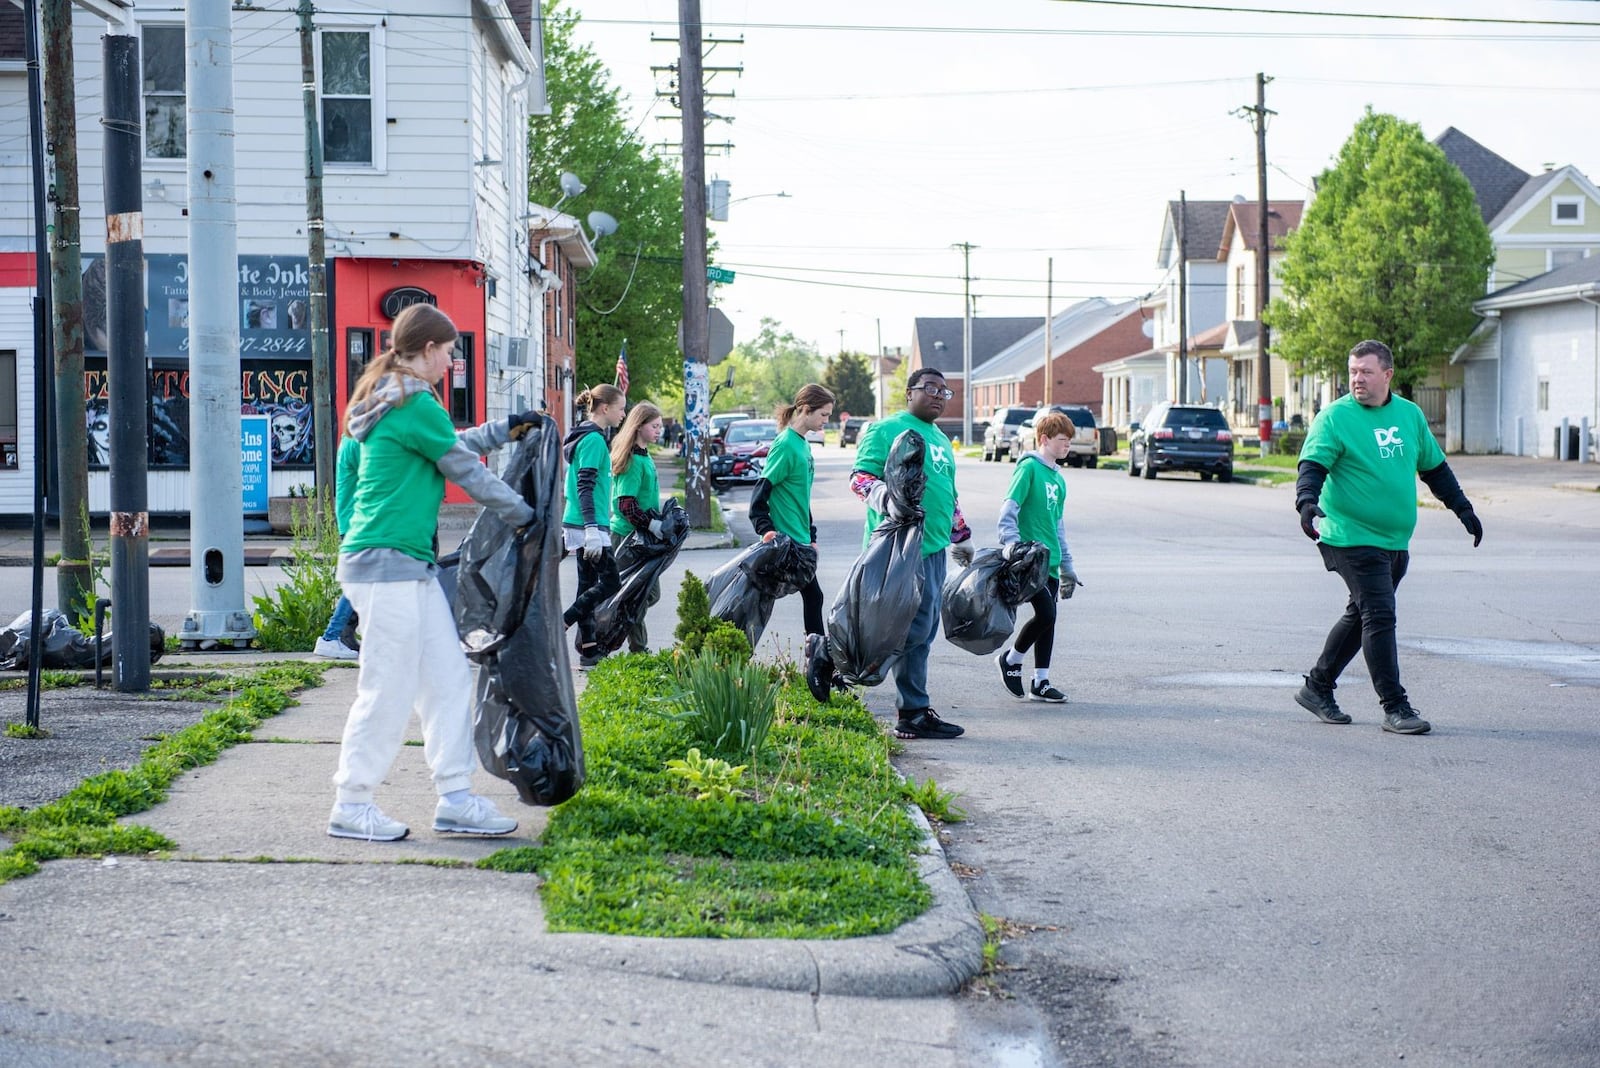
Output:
top-left (526, 804), bottom-right (984, 998)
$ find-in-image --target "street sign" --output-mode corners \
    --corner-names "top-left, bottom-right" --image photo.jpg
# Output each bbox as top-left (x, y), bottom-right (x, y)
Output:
top-left (706, 265), bottom-right (736, 284)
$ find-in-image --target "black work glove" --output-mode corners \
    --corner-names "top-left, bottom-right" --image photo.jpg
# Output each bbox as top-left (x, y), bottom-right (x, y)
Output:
top-left (508, 410), bottom-right (540, 440)
top-left (1298, 501), bottom-right (1324, 541)
top-left (1457, 507), bottom-right (1483, 548)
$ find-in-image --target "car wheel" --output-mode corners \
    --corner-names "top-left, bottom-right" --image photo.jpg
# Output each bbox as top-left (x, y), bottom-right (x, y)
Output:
top-left (1087, 455), bottom-right (1098, 469)
top-left (1200, 471), bottom-right (1213, 482)
top-left (1142, 450), bottom-right (1157, 479)
top-left (1126, 443), bottom-right (1140, 476)
top-left (1219, 468), bottom-right (1233, 483)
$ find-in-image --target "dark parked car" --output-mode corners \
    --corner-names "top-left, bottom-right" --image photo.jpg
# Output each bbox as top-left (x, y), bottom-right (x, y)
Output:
top-left (1011, 405), bottom-right (1101, 467)
top-left (710, 418), bottom-right (779, 489)
top-left (839, 416), bottom-right (870, 447)
top-left (982, 406), bottom-right (1034, 463)
top-left (1128, 403), bottom-right (1234, 481)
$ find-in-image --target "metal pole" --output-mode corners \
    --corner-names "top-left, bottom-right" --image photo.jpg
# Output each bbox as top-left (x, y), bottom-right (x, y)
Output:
top-left (104, 27), bottom-right (151, 692)
top-left (956, 241), bottom-right (974, 445)
top-left (184, 0), bottom-right (255, 647)
top-left (1177, 191), bottom-right (1188, 405)
top-left (679, 0), bottom-right (711, 528)
top-left (1043, 257), bottom-right (1053, 408)
top-left (21, 0), bottom-right (52, 726)
top-left (42, 0), bottom-right (91, 620)
top-left (1255, 72), bottom-right (1275, 452)
top-left (298, 0), bottom-right (335, 499)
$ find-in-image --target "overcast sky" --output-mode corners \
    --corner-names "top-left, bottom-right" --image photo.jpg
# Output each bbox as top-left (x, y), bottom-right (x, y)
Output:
top-left (565, 0), bottom-right (1600, 358)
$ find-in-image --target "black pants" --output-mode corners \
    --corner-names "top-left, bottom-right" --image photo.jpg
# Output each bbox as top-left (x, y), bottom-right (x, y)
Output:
top-left (797, 576), bottom-right (825, 636)
top-left (563, 545), bottom-right (621, 646)
top-left (1309, 543), bottom-right (1409, 712)
top-left (1013, 577), bottom-right (1060, 669)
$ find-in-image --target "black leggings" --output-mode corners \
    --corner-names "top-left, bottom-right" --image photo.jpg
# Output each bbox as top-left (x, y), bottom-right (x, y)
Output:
top-left (797, 576), bottom-right (825, 636)
top-left (1013, 577), bottom-right (1060, 669)
top-left (563, 547), bottom-right (621, 642)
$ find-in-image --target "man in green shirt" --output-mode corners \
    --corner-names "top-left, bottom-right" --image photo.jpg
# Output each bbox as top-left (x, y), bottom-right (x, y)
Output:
top-left (837, 368), bottom-right (974, 740)
top-left (1295, 340), bottom-right (1484, 735)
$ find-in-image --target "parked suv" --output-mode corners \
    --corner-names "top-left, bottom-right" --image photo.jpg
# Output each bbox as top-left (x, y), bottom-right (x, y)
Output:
top-left (1012, 405), bottom-right (1101, 468)
top-left (982, 406), bottom-right (1034, 462)
top-left (1127, 403), bottom-right (1233, 481)
top-left (839, 416), bottom-right (870, 447)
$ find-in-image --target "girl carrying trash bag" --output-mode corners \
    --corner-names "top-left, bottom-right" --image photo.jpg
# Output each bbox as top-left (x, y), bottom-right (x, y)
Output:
top-left (608, 400), bottom-right (666, 653)
top-left (561, 384), bottom-right (627, 667)
top-left (750, 383), bottom-right (834, 659)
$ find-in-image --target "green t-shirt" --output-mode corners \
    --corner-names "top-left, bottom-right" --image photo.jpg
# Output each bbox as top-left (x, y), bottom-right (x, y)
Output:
top-left (562, 429), bottom-right (613, 528)
top-left (334, 435), bottom-right (361, 536)
top-left (1299, 392), bottom-right (1444, 550)
top-left (341, 392), bottom-right (457, 563)
top-left (610, 450), bottom-right (661, 536)
top-left (758, 426), bottom-right (814, 543)
top-left (854, 410), bottom-right (959, 556)
top-left (1007, 455), bottom-right (1066, 577)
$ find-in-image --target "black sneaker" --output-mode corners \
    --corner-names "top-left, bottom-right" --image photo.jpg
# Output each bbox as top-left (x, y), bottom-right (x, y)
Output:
top-left (1029, 680), bottom-right (1066, 703)
top-left (1382, 706), bottom-right (1432, 735)
top-left (894, 708), bottom-right (964, 740)
top-left (997, 651), bottom-right (1024, 698)
top-left (804, 633), bottom-right (835, 705)
top-left (1295, 678), bottom-right (1351, 725)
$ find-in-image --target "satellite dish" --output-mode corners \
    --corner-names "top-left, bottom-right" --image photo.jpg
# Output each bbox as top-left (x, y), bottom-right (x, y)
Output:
top-left (587, 211), bottom-right (619, 240)
top-left (1141, 318), bottom-right (1155, 338)
top-left (559, 171), bottom-right (587, 199)
top-left (1232, 194), bottom-right (1247, 204)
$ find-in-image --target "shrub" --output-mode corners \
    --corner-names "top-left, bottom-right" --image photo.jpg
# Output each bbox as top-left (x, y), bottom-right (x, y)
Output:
top-left (666, 648), bottom-right (780, 760)
top-left (674, 570), bottom-right (713, 654)
top-left (251, 492), bottom-right (341, 651)
top-left (702, 619), bottom-right (752, 664)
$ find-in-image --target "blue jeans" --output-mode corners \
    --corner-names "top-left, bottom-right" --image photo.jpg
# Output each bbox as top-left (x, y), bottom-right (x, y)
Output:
top-left (1310, 543), bottom-right (1410, 712)
top-left (321, 593), bottom-right (354, 642)
top-left (893, 550), bottom-right (946, 713)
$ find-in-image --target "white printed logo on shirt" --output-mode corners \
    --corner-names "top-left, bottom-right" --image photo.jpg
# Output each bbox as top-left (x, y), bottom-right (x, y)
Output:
top-left (1045, 482), bottom-right (1061, 507)
top-left (1373, 426), bottom-right (1405, 459)
top-left (927, 443), bottom-right (953, 473)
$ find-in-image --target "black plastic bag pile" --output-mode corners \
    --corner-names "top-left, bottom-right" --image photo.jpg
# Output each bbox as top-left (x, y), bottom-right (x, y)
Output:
top-left (940, 542), bottom-right (1051, 654)
top-left (706, 533), bottom-right (819, 649)
top-left (591, 497), bottom-right (691, 654)
top-left (826, 429), bottom-right (927, 686)
top-left (0, 608), bottom-right (164, 671)
top-left (449, 414), bottom-right (584, 806)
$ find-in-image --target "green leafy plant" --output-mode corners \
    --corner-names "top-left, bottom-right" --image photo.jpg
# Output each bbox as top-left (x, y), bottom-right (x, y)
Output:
top-left (4, 722), bottom-right (50, 740)
top-left (664, 649), bottom-right (781, 760)
top-left (902, 775), bottom-right (967, 823)
top-left (251, 492), bottom-right (340, 651)
top-left (702, 619), bottom-right (752, 664)
top-left (674, 570), bottom-right (713, 654)
top-left (664, 747), bottom-right (748, 801)
top-left (66, 505), bottom-right (110, 636)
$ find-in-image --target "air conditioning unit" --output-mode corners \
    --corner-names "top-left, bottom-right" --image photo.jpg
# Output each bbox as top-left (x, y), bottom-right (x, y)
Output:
top-left (506, 337), bottom-right (529, 367)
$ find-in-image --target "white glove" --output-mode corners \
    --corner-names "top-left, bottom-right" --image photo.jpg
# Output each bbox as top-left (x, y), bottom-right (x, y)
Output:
top-left (1060, 568), bottom-right (1083, 600)
top-left (582, 525), bottom-right (607, 561)
top-left (647, 518), bottom-right (665, 539)
top-left (1000, 541), bottom-right (1019, 561)
top-left (950, 541), bottom-right (975, 568)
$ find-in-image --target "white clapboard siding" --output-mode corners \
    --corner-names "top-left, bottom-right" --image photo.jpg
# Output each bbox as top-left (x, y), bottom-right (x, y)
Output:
top-left (0, 289), bottom-right (36, 514)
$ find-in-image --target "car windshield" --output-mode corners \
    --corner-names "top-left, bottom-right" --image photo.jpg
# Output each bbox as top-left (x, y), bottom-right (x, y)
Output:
top-left (726, 421), bottom-right (778, 444)
top-left (1165, 408), bottom-right (1228, 429)
top-left (1004, 409), bottom-right (1030, 425)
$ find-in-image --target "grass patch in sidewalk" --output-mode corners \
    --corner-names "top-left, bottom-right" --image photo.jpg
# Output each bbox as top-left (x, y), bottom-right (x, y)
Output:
top-left (480, 652), bottom-right (932, 938)
top-left (0, 661), bottom-right (326, 885)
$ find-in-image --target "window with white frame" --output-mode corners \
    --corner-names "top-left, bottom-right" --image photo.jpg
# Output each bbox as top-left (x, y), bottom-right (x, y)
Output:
top-left (319, 26), bottom-right (383, 167)
top-left (1550, 248), bottom-right (1589, 271)
top-left (1552, 197), bottom-right (1584, 225)
top-left (142, 25), bottom-right (185, 160)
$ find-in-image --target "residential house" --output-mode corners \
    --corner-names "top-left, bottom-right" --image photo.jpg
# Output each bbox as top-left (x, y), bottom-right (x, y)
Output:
top-left (529, 209), bottom-right (598, 436)
top-left (968, 298), bottom-right (1144, 423)
top-left (1214, 199), bottom-right (1310, 431)
top-left (0, 1), bottom-right (547, 516)
top-left (907, 316), bottom-right (1040, 440)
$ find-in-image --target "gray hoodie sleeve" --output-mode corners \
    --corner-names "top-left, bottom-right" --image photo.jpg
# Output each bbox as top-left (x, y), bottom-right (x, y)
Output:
top-left (997, 499), bottom-right (1021, 545)
top-left (436, 443), bottom-right (534, 527)
top-left (455, 417), bottom-right (513, 456)
top-left (1057, 517), bottom-right (1075, 577)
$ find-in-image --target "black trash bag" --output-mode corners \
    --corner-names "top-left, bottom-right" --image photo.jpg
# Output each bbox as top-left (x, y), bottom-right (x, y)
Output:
top-left (590, 497), bottom-right (691, 654)
top-left (826, 429), bottom-right (927, 686)
top-left (0, 608), bottom-right (165, 671)
top-left (706, 534), bottom-right (820, 649)
top-left (940, 542), bottom-right (1052, 655)
top-left (450, 414), bottom-right (584, 806)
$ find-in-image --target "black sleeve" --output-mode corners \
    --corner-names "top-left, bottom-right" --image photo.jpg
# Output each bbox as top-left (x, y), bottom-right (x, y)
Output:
top-left (1419, 461), bottom-right (1471, 514)
top-left (575, 466), bottom-right (599, 526)
top-left (1295, 460), bottom-right (1328, 512)
top-left (749, 478), bottom-right (775, 536)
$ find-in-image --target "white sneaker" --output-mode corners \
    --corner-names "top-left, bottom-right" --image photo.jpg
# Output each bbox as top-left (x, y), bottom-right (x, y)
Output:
top-left (327, 802), bottom-right (409, 841)
top-left (433, 794), bottom-right (518, 836)
top-left (314, 636), bottom-right (358, 660)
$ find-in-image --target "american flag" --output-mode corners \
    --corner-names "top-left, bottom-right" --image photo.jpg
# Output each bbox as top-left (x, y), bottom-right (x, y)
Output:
top-left (614, 339), bottom-right (629, 395)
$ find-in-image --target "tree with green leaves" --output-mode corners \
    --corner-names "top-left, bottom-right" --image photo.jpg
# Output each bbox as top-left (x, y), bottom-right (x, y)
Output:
top-left (1265, 109), bottom-right (1494, 394)
top-left (821, 351), bottom-right (874, 417)
top-left (722, 318), bottom-right (821, 415)
top-left (531, 2), bottom-right (684, 399)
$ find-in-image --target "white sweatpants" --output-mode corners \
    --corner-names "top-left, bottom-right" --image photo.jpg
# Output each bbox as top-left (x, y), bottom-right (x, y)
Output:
top-left (332, 578), bottom-right (475, 805)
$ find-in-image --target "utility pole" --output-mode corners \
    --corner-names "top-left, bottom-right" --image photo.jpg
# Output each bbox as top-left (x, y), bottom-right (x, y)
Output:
top-left (104, 19), bottom-right (151, 691)
top-left (21, 0), bottom-right (53, 725)
top-left (298, 0), bottom-right (335, 497)
top-left (1177, 191), bottom-right (1188, 405)
top-left (183, 0), bottom-right (255, 648)
top-left (679, 0), bottom-right (711, 528)
top-left (1043, 257), bottom-right (1053, 408)
top-left (1250, 72), bottom-right (1275, 452)
top-left (954, 241), bottom-right (976, 446)
top-left (41, 0), bottom-right (89, 619)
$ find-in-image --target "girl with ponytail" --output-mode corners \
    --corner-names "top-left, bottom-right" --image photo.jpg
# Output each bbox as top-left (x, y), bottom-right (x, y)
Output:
top-left (560, 383), bottom-right (627, 666)
top-left (751, 382), bottom-right (834, 662)
top-left (607, 401), bottom-right (666, 652)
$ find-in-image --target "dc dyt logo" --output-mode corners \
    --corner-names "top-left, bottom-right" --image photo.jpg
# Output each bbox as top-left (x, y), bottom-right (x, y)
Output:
top-left (1373, 426), bottom-right (1405, 458)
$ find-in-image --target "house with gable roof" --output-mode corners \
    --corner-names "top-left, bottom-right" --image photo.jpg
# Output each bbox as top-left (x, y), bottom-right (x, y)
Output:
top-left (1215, 198), bottom-right (1309, 432)
top-left (968, 297), bottom-right (1145, 422)
top-left (906, 316), bottom-right (1040, 441)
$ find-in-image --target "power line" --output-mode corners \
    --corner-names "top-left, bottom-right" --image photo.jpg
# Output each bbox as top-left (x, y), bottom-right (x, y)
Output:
top-left (1051, 0), bottom-right (1600, 29)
